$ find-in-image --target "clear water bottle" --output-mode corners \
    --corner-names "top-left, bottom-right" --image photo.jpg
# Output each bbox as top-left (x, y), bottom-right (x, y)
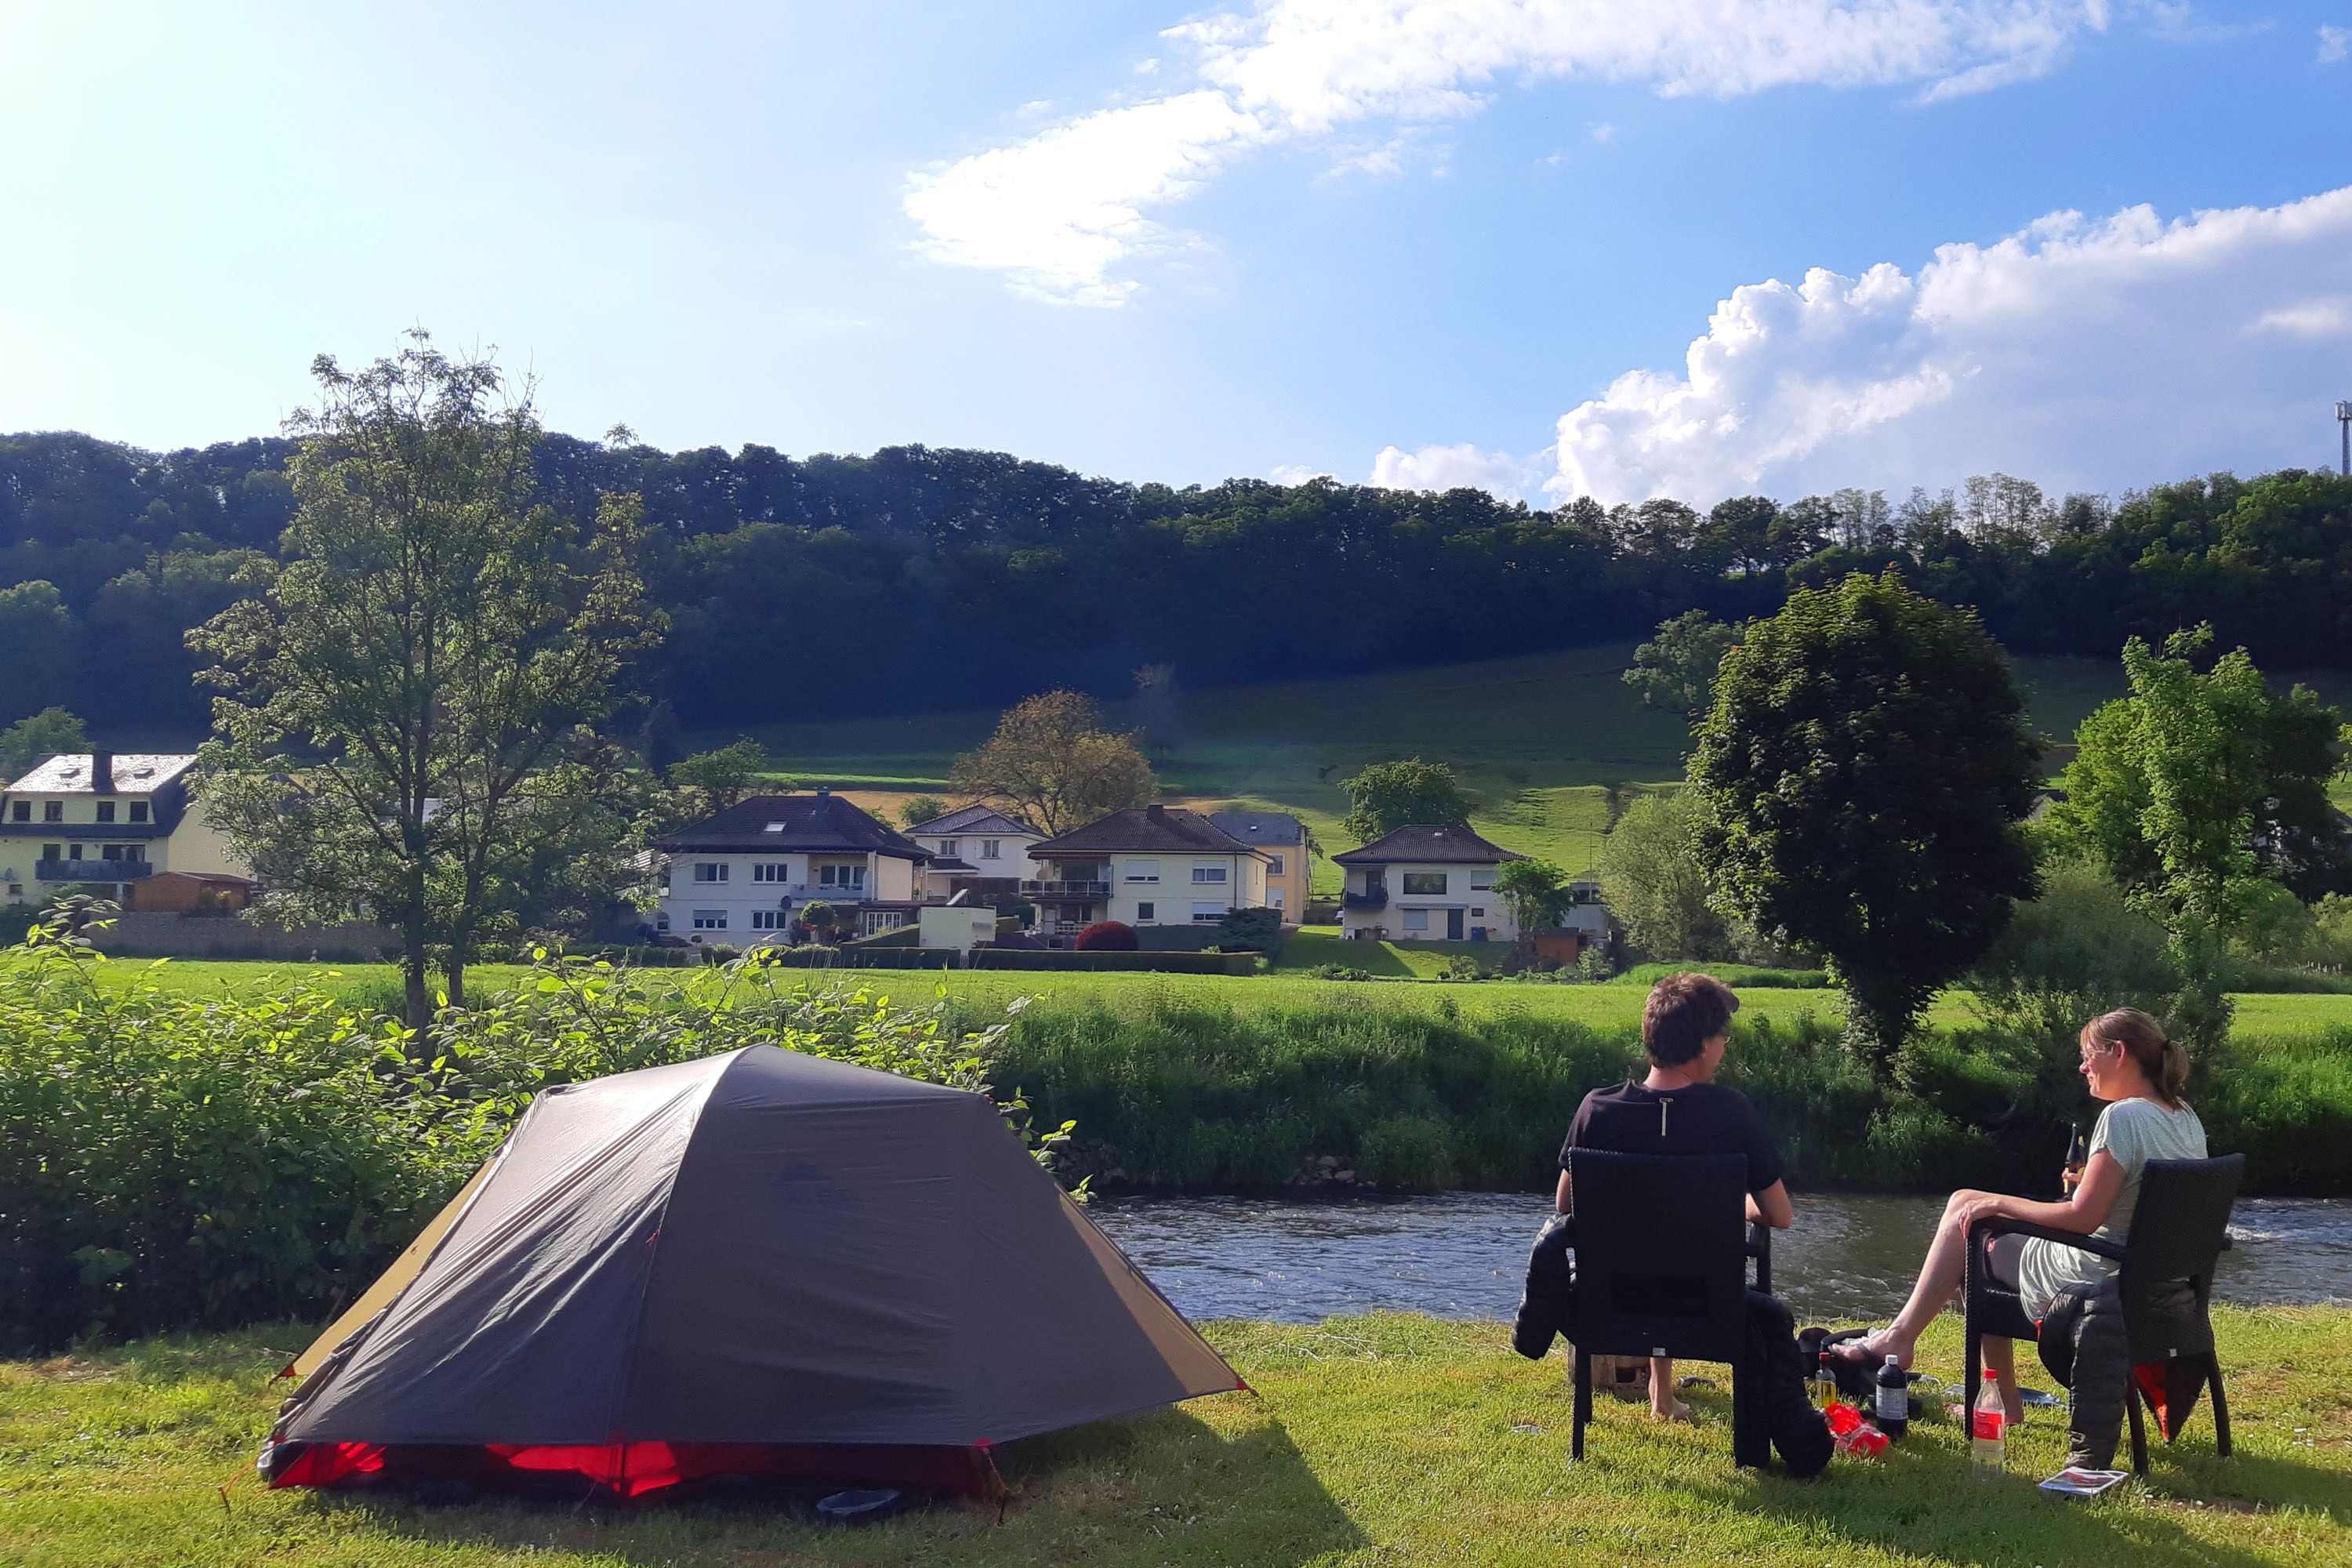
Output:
top-left (1875, 1354), bottom-right (1908, 1440)
top-left (1971, 1372), bottom-right (2007, 1479)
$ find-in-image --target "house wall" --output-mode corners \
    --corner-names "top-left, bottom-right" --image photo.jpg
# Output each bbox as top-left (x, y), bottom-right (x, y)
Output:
top-left (1029, 849), bottom-right (1269, 934)
top-left (0, 789), bottom-right (248, 904)
top-left (655, 850), bottom-right (921, 941)
top-left (1338, 860), bottom-right (1515, 943)
top-left (1260, 846), bottom-right (1310, 920)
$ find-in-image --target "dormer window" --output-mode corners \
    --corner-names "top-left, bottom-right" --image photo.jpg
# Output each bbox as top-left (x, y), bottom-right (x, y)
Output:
top-left (96, 801), bottom-right (116, 823)
top-left (763, 822), bottom-right (786, 833)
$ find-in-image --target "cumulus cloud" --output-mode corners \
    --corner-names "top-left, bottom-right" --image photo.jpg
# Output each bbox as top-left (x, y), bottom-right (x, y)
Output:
top-left (2321, 24), bottom-right (2351, 63)
top-left (1547, 184), bottom-right (2352, 502)
top-left (906, 1), bottom-right (2107, 303)
top-left (1370, 441), bottom-right (1543, 496)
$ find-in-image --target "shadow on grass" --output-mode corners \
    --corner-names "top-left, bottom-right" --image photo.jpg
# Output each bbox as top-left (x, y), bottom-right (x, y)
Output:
top-left (1710, 1431), bottom-right (2350, 1568)
top-left (307, 1404), bottom-right (1363, 1568)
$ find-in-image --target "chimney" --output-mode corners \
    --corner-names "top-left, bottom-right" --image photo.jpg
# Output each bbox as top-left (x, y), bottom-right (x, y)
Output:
top-left (1146, 803), bottom-right (1167, 820)
top-left (90, 751), bottom-right (114, 794)
top-left (815, 785), bottom-right (830, 800)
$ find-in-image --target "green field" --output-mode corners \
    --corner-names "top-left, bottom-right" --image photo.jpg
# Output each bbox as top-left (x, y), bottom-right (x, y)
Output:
top-left (7, 1309), bottom-right (2345, 1568)
top-left (706, 646), bottom-right (2352, 887)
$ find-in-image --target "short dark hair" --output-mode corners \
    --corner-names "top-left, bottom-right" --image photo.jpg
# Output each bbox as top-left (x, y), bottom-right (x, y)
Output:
top-left (1642, 972), bottom-right (1739, 1067)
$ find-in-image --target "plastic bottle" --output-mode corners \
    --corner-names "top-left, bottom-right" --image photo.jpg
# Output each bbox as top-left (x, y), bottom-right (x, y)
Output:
top-left (1875, 1355), bottom-right (1909, 1440)
top-left (1970, 1372), bottom-right (2007, 1479)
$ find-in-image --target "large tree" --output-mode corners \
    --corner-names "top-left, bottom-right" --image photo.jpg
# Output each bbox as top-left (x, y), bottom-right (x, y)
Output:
top-left (1598, 789), bottom-right (1731, 962)
top-left (1623, 610), bottom-right (1742, 717)
top-left (1690, 571), bottom-right (2042, 1069)
top-left (949, 690), bottom-right (1155, 835)
top-left (192, 333), bottom-right (659, 1032)
top-left (2039, 626), bottom-right (2350, 1040)
top-left (1338, 757), bottom-right (1472, 844)
top-left (0, 706), bottom-right (88, 783)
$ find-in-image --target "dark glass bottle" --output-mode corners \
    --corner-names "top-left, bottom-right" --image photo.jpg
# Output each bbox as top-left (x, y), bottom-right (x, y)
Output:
top-left (1875, 1356), bottom-right (1909, 1439)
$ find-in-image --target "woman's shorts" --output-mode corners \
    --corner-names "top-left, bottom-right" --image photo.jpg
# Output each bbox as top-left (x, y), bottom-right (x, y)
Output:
top-left (1984, 1232), bottom-right (2027, 1290)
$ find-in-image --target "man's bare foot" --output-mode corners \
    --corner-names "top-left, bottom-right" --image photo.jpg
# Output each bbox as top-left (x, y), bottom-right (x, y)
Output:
top-left (1650, 1396), bottom-right (1695, 1424)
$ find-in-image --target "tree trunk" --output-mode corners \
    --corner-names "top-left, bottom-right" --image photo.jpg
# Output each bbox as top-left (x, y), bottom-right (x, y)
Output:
top-left (401, 921), bottom-right (434, 1037)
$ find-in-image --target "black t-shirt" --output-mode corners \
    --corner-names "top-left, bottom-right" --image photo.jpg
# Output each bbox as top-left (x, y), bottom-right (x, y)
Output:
top-left (1559, 1080), bottom-right (1784, 1196)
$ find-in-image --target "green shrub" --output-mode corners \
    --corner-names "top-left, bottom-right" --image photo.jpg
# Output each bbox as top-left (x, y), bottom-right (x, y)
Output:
top-left (1357, 1116), bottom-right (1457, 1192)
top-left (1612, 962), bottom-right (1831, 989)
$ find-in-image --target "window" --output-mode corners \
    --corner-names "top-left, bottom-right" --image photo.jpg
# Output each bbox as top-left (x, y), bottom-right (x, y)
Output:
top-left (1402, 909), bottom-right (1431, 933)
top-left (1471, 907), bottom-right (1486, 918)
top-left (1402, 872), bottom-right (1448, 895)
top-left (129, 802), bottom-right (148, 822)
top-left (1125, 859), bottom-right (1160, 884)
top-left (96, 801), bottom-right (115, 823)
top-left (1135, 902), bottom-right (1156, 922)
top-left (694, 862), bottom-right (728, 883)
top-left (692, 909), bottom-right (728, 930)
top-left (938, 838), bottom-right (960, 858)
top-left (1191, 901), bottom-right (1227, 922)
top-left (1268, 853), bottom-right (1286, 876)
top-left (42, 844), bottom-right (61, 862)
top-left (762, 822), bottom-right (786, 833)
top-left (750, 910), bottom-right (786, 930)
top-left (1269, 888), bottom-right (1285, 909)
top-left (8, 802), bottom-right (24, 822)
top-left (42, 801), bottom-right (61, 823)
top-left (1191, 864), bottom-right (1227, 884)
top-left (655, 911), bottom-right (670, 931)
top-left (819, 863), bottom-right (866, 889)
top-left (1469, 875), bottom-right (1494, 891)
top-left (101, 845), bottom-right (122, 862)
top-left (752, 863), bottom-right (788, 882)
top-left (980, 839), bottom-right (1001, 860)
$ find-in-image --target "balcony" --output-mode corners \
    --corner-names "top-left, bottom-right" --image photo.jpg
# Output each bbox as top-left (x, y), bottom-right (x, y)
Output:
top-left (38, 858), bottom-right (152, 883)
top-left (1022, 880), bottom-right (1110, 898)
top-left (1342, 887), bottom-right (1388, 911)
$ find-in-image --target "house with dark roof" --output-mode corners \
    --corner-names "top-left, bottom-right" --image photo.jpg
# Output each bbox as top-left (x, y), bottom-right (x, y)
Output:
top-left (1330, 823), bottom-right (1526, 943)
top-left (1022, 804), bottom-right (1271, 937)
top-left (902, 803), bottom-right (1043, 902)
top-left (652, 789), bottom-right (931, 943)
top-left (2, 752), bottom-right (248, 909)
top-left (1207, 810), bottom-right (1309, 920)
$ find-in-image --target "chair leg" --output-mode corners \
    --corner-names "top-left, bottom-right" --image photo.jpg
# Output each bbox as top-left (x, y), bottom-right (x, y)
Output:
top-left (2208, 1357), bottom-right (2232, 1459)
top-left (2127, 1379), bottom-right (2148, 1474)
top-left (1962, 1317), bottom-right (1982, 1440)
top-left (1573, 1347), bottom-right (1592, 1462)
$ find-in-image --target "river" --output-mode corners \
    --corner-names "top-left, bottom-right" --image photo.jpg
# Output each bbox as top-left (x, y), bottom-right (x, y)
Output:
top-left (1088, 1191), bottom-right (2352, 1325)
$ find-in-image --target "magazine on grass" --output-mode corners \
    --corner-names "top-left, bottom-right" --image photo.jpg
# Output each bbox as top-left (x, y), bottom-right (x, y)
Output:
top-left (2038, 1467), bottom-right (2131, 1497)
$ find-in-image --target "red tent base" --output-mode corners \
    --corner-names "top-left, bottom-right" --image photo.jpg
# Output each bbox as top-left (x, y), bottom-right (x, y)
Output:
top-left (264, 1438), bottom-right (994, 1500)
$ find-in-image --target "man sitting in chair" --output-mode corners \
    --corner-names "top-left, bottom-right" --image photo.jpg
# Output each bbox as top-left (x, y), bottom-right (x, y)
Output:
top-left (1556, 971), bottom-right (1795, 1423)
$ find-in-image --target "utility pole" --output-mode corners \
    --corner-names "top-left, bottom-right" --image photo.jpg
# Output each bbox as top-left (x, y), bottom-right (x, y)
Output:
top-left (2339, 401), bottom-right (2351, 477)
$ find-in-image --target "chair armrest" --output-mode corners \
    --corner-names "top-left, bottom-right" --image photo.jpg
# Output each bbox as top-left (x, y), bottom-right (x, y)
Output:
top-left (1968, 1215), bottom-right (2127, 1261)
top-left (1744, 1221), bottom-right (1769, 1258)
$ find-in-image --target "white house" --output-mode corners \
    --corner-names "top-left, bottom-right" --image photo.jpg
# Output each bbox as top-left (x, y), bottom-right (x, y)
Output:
top-left (1022, 804), bottom-right (1270, 938)
top-left (902, 803), bottom-right (1042, 902)
top-left (652, 789), bottom-right (930, 943)
top-left (1332, 823), bottom-right (1526, 943)
top-left (0, 752), bottom-right (246, 908)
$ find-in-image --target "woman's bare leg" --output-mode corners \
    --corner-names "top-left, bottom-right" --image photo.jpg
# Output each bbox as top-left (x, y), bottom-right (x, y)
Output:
top-left (1837, 1189), bottom-right (1988, 1370)
top-left (1981, 1334), bottom-right (2024, 1422)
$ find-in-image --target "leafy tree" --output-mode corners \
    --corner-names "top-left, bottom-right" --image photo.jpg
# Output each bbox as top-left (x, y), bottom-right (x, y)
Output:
top-left (1690, 571), bottom-right (2042, 1069)
top-left (1338, 757), bottom-right (1472, 844)
top-left (638, 699), bottom-right (684, 776)
top-left (667, 739), bottom-right (771, 820)
top-left (2040, 626), bottom-right (2352, 1041)
top-left (1969, 858), bottom-right (2179, 1048)
top-left (1623, 610), bottom-right (1740, 717)
top-left (0, 706), bottom-right (89, 783)
top-left (949, 690), bottom-right (1155, 836)
top-left (799, 900), bottom-right (840, 941)
top-left (898, 795), bottom-right (949, 828)
top-left (191, 332), bottom-right (659, 1033)
top-left (1598, 789), bottom-right (1730, 961)
top-left (0, 581), bottom-right (83, 724)
top-left (1490, 858), bottom-right (1572, 932)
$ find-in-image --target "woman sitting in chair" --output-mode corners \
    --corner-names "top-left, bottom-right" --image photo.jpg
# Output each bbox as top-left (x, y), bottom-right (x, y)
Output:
top-left (1834, 1008), bottom-right (2205, 1417)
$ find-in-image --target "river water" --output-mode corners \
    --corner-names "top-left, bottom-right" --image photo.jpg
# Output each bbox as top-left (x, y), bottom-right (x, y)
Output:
top-left (1088, 1191), bottom-right (2352, 1325)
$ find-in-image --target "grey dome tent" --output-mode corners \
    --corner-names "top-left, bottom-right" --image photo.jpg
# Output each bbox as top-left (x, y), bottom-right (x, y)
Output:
top-left (261, 1046), bottom-right (1239, 1497)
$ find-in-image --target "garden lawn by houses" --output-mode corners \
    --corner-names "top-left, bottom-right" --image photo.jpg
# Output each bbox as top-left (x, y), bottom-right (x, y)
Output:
top-left (5, 1310), bottom-right (2349, 1568)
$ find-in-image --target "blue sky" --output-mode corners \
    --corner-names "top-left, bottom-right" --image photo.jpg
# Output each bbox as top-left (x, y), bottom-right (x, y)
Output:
top-left (4, 2), bottom-right (2350, 503)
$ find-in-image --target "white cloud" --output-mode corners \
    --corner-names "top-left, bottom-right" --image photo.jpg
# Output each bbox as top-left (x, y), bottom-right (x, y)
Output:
top-left (1370, 441), bottom-right (1543, 497)
top-left (1546, 184), bottom-right (2352, 502)
top-left (1269, 463), bottom-right (1335, 485)
top-left (907, 1), bottom-right (2108, 303)
top-left (2321, 24), bottom-right (2351, 62)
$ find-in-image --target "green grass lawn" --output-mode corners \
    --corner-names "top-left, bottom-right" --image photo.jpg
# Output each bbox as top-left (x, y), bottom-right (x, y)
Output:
top-left (7, 1309), bottom-right (2347, 1567)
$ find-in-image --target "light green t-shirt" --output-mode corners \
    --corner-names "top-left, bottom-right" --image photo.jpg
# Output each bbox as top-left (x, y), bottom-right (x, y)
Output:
top-left (2015, 1097), bottom-right (2208, 1319)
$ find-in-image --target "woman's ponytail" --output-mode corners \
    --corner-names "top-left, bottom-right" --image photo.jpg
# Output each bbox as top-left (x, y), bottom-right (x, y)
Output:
top-left (2085, 1007), bottom-right (2188, 1109)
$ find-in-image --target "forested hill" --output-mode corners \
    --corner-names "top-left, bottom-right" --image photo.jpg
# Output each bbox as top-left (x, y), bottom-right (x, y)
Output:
top-left (5, 427), bottom-right (2352, 737)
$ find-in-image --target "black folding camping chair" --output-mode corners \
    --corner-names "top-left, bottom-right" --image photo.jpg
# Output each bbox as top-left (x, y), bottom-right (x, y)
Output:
top-left (1564, 1149), bottom-right (1771, 1462)
top-left (1964, 1153), bottom-right (2244, 1473)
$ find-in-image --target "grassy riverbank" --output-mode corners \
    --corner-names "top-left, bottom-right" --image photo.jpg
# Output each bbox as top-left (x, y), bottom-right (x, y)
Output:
top-left (5, 1310), bottom-right (2346, 1568)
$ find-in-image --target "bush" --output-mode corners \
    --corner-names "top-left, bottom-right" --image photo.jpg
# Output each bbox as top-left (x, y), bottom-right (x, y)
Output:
top-left (1357, 1116), bottom-right (1457, 1192)
top-left (1074, 920), bottom-right (1139, 951)
top-left (1215, 906), bottom-right (1284, 955)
